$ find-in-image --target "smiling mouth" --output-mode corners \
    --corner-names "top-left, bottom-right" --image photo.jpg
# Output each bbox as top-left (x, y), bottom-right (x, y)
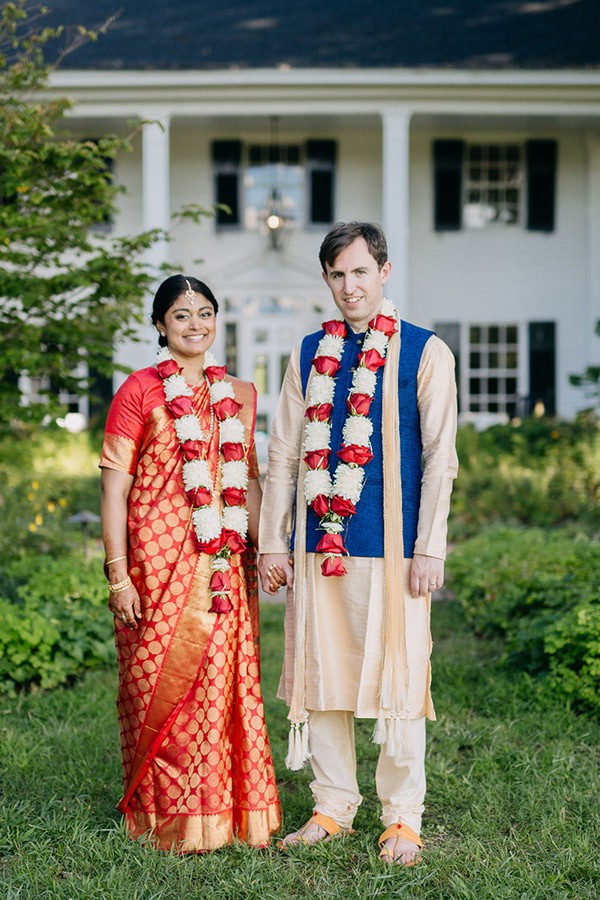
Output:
top-left (184, 334), bottom-right (207, 341)
top-left (344, 297), bottom-right (362, 305)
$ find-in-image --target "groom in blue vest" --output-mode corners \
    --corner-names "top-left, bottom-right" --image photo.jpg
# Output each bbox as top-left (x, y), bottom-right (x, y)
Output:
top-left (259, 221), bottom-right (458, 865)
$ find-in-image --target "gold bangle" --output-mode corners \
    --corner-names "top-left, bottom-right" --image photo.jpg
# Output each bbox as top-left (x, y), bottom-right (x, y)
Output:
top-left (108, 575), bottom-right (132, 594)
top-left (106, 555), bottom-right (128, 566)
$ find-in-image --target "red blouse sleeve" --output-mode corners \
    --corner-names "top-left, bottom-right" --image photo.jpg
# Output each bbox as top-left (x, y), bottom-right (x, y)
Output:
top-left (99, 374), bottom-right (146, 475)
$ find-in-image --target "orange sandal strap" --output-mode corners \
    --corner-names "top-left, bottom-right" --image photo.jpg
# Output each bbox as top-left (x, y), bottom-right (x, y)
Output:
top-left (378, 822), bottom-right (422, 850)
top-left (306, 811), bottom-right (341, 837)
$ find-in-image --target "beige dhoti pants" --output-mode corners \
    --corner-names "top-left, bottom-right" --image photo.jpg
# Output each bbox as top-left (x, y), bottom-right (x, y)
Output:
top-left (308, 710), bottom-right (426, 834)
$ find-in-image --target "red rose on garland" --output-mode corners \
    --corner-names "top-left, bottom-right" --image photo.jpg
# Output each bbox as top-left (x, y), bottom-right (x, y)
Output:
top-left (322, 555), bottom-right (347, 577)
top-left (157, 358), bottom-right (179, 378)
top-left (316, 533), bottom-right (347, 555)
top-left (311, 494), bottom-right (330, 517)
top-left (221, 442), bottom-right (245, 462)
top-left (313, 355), bottom-right (341, 377)
top-left (304, 449), bottom-right (330, 470)
top-left (368, 314), bottom-right (397, 338)
top-left (181, 439), bottom-right (203, 459)
top-left (210, 570), bottom-right (231, 593)
top-left (222, 487), bottom-right (247, 506)
top-left (330, 495), bottom-right (356, 516)
top-left (337, 444), bottom-right (374, 466)
top-left (192, 487), bottom-right (213, 507)
top-left (306, 403), bottom-right (333, 422)
top-left (213, 397), bottom-right (244, 421)
top-left (204, 365), bottom-right (228, 384)
top-left (169, 395), bottom-right (193, 417)
top-left (197, 533), bottom-right (224, 554)
top-left (359, 348), bottom-right (386, 371)
top-left (322, 320), bottom-right (347, 337)
top-left (346, 393), bottom-right (373, 416)
top-left (224, 529), bottom-right (247, 554)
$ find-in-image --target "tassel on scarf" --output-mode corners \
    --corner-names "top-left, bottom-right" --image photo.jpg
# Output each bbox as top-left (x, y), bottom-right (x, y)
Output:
top-left (373, 715), bottom-right (411, 758)
top-left (372, 714), bottom-right (387, 745)
top-left (285, 721), bottom-right (311, 770)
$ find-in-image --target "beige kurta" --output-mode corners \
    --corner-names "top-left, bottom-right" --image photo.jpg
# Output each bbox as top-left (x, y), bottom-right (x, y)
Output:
top-left (259, 334), bottom-right (458, 718)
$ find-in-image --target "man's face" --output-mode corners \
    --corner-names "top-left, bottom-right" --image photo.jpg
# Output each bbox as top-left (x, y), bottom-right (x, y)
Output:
top-left (322, 237), bottom-right (392, 333)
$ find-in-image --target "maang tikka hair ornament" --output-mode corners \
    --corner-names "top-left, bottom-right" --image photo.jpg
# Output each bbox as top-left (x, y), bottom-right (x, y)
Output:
top-left (185, 279), bottom-right (196, 304)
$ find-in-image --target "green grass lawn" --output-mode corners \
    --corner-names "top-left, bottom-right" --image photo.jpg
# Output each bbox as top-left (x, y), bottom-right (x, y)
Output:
top-left (1, 599), bottom-right (599, 899)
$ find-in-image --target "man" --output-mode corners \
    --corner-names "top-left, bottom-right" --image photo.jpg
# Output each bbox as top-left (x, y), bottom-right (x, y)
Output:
top-left (258, 221), bottom-right (458, 865)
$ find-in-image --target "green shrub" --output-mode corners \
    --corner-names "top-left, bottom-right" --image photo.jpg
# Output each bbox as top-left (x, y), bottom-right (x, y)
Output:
top-left (451, 418), bottom-right (600, 540)
top-left (0, 554), bottom-right (115, 694)
top-left (0, 427), bottom-right (102, 564)
top-left (446, 526), bottom-right (600, 712)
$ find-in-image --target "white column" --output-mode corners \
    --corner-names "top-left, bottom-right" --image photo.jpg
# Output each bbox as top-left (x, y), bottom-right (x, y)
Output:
top-left (115, 114), bottom-right (171, 382)
top-left (142, 114), bottom-right (171, 266)
top-left (381, 109), bottom-right (412, 318)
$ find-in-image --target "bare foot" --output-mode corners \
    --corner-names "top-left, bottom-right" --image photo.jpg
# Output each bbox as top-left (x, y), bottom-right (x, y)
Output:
top-left (380, 835), bottom-right (421, 866)
top-left (280, 821), bottom-right (328, 848)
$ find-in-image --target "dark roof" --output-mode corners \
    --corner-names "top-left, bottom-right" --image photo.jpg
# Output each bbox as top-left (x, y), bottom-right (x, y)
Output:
top-left (44, 0), bottom-right (600, 71)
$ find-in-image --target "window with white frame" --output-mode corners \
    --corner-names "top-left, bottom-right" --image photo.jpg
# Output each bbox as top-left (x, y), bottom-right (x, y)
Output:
top-left (212, 139), bottom-right (336, 230)
top-left (244, 144), bottom-right (304, 229)
top-left (468, 324), bottom-right (519, 416)
top-left (463, 144), bottom-right (523, 229)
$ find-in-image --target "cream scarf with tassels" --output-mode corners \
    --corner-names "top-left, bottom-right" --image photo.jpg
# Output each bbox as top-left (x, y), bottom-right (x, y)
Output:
top-left (285, 309), bottom-right (418, 770)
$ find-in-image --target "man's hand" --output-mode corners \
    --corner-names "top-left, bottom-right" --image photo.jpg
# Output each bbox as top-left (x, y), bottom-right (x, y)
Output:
top-left (410, 554), bottom-right (444, 598)
top-left (258, 553), bottom-right (294, 595)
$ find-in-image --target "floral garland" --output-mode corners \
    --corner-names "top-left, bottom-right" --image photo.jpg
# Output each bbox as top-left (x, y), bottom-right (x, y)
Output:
top-left (303, 298), bottom-right (398, 577)
top-left (156, 347), bottom-right (249, 614)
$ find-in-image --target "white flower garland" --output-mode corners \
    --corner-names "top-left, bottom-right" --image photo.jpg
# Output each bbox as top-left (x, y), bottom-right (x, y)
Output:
top-left (157, 346), bottom-right (251, 611)
top-left (303, 299), bottom-right (398, 576)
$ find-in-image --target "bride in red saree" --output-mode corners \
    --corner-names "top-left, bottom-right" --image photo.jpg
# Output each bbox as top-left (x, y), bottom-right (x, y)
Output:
top-left (100, 275), bottom-right (281, 852)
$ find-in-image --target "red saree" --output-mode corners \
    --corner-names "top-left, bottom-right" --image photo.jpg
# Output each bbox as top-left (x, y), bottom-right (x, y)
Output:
top-left (100, 366), bottom-right (281, 851)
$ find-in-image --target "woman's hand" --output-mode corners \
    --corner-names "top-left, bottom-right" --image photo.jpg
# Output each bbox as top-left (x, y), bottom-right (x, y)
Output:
top-left (109, 584), bottom-right (142, 630)
top-left (258, 553), bottom-right (294, 595)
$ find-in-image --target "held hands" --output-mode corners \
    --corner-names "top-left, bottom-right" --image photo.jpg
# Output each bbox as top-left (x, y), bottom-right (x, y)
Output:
top-left (258, 553), bottom-right (294, 595)
top-left (410, 554), bottom-right (445, 599)
top-left (109, 584), bottom-right (142, 630)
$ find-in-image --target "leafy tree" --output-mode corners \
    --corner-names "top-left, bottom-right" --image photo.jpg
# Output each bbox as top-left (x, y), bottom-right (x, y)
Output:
top-left (0, 2), bottom-right (208, 427)
top-left (569, 320), bottom-right (600, 413)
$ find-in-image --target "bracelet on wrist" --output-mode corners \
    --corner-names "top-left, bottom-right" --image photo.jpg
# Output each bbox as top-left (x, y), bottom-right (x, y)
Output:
top-left (108, 575), bottom-right (132, 594)
top-left (105, 554), bottom-right (128, 566)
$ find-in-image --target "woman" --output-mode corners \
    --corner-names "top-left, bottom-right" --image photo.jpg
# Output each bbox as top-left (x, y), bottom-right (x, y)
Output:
top-left (100, 274), bottom-right (281, 852)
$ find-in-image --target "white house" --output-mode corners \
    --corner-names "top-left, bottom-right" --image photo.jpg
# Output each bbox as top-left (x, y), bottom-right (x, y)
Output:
top-left (46, 0), bottom-right (600, 443)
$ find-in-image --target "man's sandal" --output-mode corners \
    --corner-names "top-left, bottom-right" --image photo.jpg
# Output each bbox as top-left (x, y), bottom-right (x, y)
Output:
top-left (378, 821), bottom-right (422, 867)
top-left (278, 811), bottom-right (354, 849)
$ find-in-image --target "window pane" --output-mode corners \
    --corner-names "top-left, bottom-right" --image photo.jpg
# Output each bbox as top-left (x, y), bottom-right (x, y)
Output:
top-left (225, 323), bottom-right (237, 376)
top-left (506, 377), bottom-right (517, 394)
top-left (470, 378), bottom-right (481, 395)
top-left (489, 326), bottom-right (499, 344)
top-left (470, 326), bottom-right (481, 343)
top-left (489, 351), bottom-right (499, 368)
top-left (254, 354), bottom-right (269, 395)
top-left (470, 351), bottom-right (481, 368)
top-left (506, 351), bottom-right (518, 369)
top-left (506, 325), bottom-right (518, 343)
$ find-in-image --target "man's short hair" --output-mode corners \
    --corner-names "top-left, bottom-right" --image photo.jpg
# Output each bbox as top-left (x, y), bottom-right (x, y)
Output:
top-left (319, 221), bottom-right (388, 272)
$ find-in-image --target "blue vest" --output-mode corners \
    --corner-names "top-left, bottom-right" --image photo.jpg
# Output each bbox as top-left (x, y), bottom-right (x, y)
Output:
top-left (298, 319), bottom-right (434, 558)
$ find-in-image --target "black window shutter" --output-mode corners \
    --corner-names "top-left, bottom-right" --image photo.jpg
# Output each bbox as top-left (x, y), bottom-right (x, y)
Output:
top-left (307, 140), bottom-right (336, 225)
top-left (526, 140), bottom-right (557, 232)
top-left (212, 140), bottom-right (242, 227)
top-left (433, 140), bottom-right (464, 231)
top-left (528, 321), bottom-right (556, 415)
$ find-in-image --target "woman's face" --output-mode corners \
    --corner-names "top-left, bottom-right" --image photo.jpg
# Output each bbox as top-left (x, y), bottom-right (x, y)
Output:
top-left (158, 290), bottom-right (217, 363)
